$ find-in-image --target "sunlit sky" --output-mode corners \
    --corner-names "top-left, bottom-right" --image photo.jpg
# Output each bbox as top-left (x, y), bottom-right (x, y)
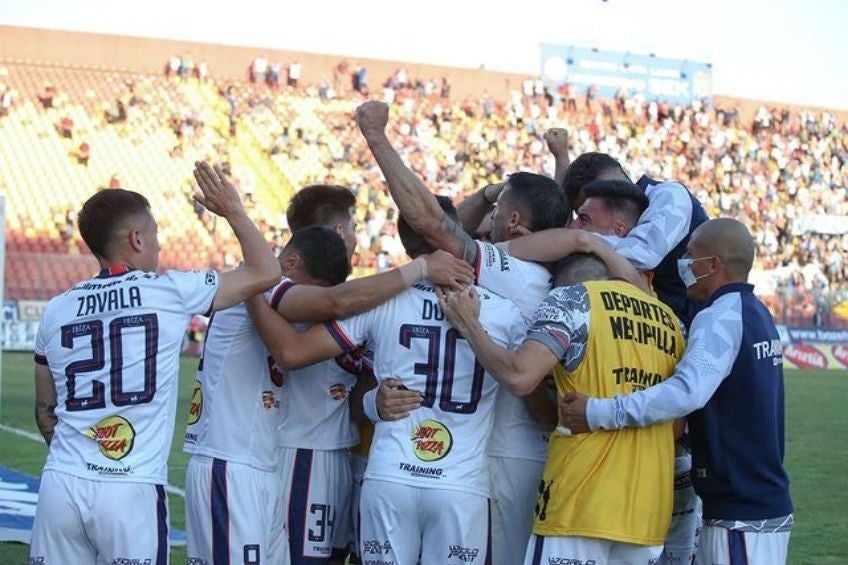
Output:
top-left (1, 0), bottom-right (846, 109)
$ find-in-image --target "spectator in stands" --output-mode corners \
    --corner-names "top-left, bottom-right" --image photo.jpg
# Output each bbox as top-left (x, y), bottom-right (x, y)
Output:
top-left (166, 55), bottom-right (181, 77)
top-left (0, 83), bottom-right (12, 117)
top-left (268, 61), bottom-right (281, 88)
top-left (57, 116), bottom-right (74, 139)
top-left (37, 83), bottom-right (56, 109)
top-left (179, 54), bottom-right (194, 80)
top-left (288, 60), bottom-right (301, 88)
top-left (75, 142), bottom-right (90, 166)
top-left (334, 60), bottom-right (350, 93)
top-left (251, 56), bottom-right (268, 83)
top-left (197, 61), bottom-right (209, 81)
top-left (353, 63), bottom-right (368, 93)
top-left (105, 98), bottom-right (127, 124)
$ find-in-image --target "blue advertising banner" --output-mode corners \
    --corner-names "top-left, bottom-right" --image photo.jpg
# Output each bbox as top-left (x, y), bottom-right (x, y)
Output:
top-left (541, 44), bottom-right (712, 105)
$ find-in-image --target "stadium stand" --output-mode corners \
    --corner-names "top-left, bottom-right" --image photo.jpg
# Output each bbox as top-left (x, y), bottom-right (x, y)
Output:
top-left (0, 28), bottom-right (845, 327)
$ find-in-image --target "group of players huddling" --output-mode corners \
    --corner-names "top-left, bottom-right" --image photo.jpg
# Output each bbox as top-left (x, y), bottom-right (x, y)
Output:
top-left (31, 100), bottom-right (793, 565)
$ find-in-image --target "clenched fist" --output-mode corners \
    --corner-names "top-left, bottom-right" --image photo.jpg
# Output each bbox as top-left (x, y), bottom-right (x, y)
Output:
top-left (543, 128), bottom-right (569, 157)
top-left (356, 101), bottom-right (389, 136)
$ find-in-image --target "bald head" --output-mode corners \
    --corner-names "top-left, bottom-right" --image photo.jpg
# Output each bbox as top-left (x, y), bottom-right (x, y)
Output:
top-left (691, 218), bottom-right (755, 279)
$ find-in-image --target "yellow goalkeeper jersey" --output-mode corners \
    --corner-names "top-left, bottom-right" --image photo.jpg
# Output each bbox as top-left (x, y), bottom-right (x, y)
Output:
top-left (526, 279), bottom-right (685, 545)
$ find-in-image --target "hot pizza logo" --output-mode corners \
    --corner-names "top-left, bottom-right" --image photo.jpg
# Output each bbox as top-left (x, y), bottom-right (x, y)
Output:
top-left (410, 419), bottom-right (452, 462)
top-left (187, 381), bottom-right (203, 425)
top-left (86, 415), bottom-right (135, 460)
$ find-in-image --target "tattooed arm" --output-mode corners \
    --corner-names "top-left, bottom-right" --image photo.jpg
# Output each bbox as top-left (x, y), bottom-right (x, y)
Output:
top-left (35, 364), bottom-right (58, 445)
top-left (356, 101), bottom-right (479, 265)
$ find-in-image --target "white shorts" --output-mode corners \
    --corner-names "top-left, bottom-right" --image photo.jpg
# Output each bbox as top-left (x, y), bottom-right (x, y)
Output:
top-left (185, 455), bottom-right (288, 565)
top-left (524, 534), bottom-right (663, 565)
top-left (281, 447), bottom-right (353, 564)
top-left (660, 481), bottom-right (702, 564)
top-left (30, 469), bottom-right (170, 564)
top-left (695, 524), bottom-right (791, 565)
top-left (359, 478), bottom-right (491, 565)
top-left (346, 453), bottom-right (368, 562)
top-left (489, 455), bottom-right (545, 565)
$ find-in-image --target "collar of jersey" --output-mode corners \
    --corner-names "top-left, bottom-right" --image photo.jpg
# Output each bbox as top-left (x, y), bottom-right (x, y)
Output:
top-left (706, 282), bottom-right (754, 306)
top-left (96, 264), bottom-right (136, 278)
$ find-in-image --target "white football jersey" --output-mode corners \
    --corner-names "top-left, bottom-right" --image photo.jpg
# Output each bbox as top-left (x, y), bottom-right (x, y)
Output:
top-left (475, 240), bottom-right (551, 461)
top-left (183, 279), bottom-right (293, 472)
top-left (34, 266), bottom-right (219, 484)
top-left (277, 332), bottom-right (361, 450)
top-left (329, 281), bottom-right (526, 497)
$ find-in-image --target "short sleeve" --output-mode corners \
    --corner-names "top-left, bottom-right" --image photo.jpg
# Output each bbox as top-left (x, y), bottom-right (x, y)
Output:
top-left (264, 277), bottom-right (296, 310)
top-left (326, 307), bottom-right (378, 353)
top-left (475, 240), bottom-right (552, 321)
top-left (163, 269), bottom-right (219, 316)
top-left (526, 284), bottom-right (591, 371)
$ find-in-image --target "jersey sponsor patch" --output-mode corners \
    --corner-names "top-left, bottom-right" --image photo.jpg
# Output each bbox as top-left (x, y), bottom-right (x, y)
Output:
top-left (411, 419), bottom-right (452, 462)
top-left (187, 381), bottom-right (202, 425)
top-left (86, 415), bottom-right (135, 460)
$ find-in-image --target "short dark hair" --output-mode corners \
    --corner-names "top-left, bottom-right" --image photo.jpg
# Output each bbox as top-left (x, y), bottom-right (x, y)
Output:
top-left (78, 189), bottom-right (151, 260)
top-left (286, 185), bottom-right (356, 231)
top-left (562, 152), bottom-right (629, 206)
top-left (552, 252), bottom-right (610, 287)
top-left (398, 196), bottom-right (458, 258)
top-left (284, 226), bottom-right (350, 285)
top-left (583, 179), bottom-right (649, 227)
top-left (503, 171), bottom-right (571, 231)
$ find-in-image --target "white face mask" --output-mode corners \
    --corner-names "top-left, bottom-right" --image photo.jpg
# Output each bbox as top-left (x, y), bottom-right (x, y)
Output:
top-left (677, 256), bottom-right (716, 288)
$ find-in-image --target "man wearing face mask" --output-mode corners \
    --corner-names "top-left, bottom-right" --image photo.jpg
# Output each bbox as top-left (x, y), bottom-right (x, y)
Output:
top-left (561, 218), bottom-right (794, 565)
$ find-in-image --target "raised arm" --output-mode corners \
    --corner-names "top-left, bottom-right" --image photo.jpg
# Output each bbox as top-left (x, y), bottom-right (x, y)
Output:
top-left (246, 294), bottom-right (344, 369)
top-left (544, 128), bottom-right (570, 188)
top-left (438, 287), bottom-right (558, 396)
top-left (457, 183), bottom-right (503, 236)
top-left (34, 364), bottom-right (57, 445)
top-left (278, 250), bottom-right (473, 322)
top-left (193, 162), bottom-right (281, 311)
top-left (356, 101), bottom-right (479, 264)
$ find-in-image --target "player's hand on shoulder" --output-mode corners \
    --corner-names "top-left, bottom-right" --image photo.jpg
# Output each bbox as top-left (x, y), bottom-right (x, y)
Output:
top-left (425, 250), bottom-right (474, 291)
top-left (376, 377), bottom-right (424, 421)
top-left (192, 161), bottom-right (245, 219)
top-left (559, 392), bottom-right (591, 434)
top-left (356, 101), bottom-right (389, 135)
top-left (437, 286), bottom-right (481, 334)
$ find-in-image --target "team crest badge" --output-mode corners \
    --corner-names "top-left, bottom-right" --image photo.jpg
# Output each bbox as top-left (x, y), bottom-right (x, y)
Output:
top-left (328, 383), bottom-right (348, 400)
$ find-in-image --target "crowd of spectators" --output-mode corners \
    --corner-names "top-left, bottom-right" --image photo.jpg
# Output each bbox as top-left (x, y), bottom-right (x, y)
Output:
top-left (2, 56), bottom-right (845, 327)
top-left (224, 62), bottom-right (846, 326)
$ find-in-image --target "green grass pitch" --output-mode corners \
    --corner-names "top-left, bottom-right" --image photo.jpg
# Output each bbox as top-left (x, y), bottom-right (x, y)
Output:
top-left (1, 351), bottom-right (846, 563)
